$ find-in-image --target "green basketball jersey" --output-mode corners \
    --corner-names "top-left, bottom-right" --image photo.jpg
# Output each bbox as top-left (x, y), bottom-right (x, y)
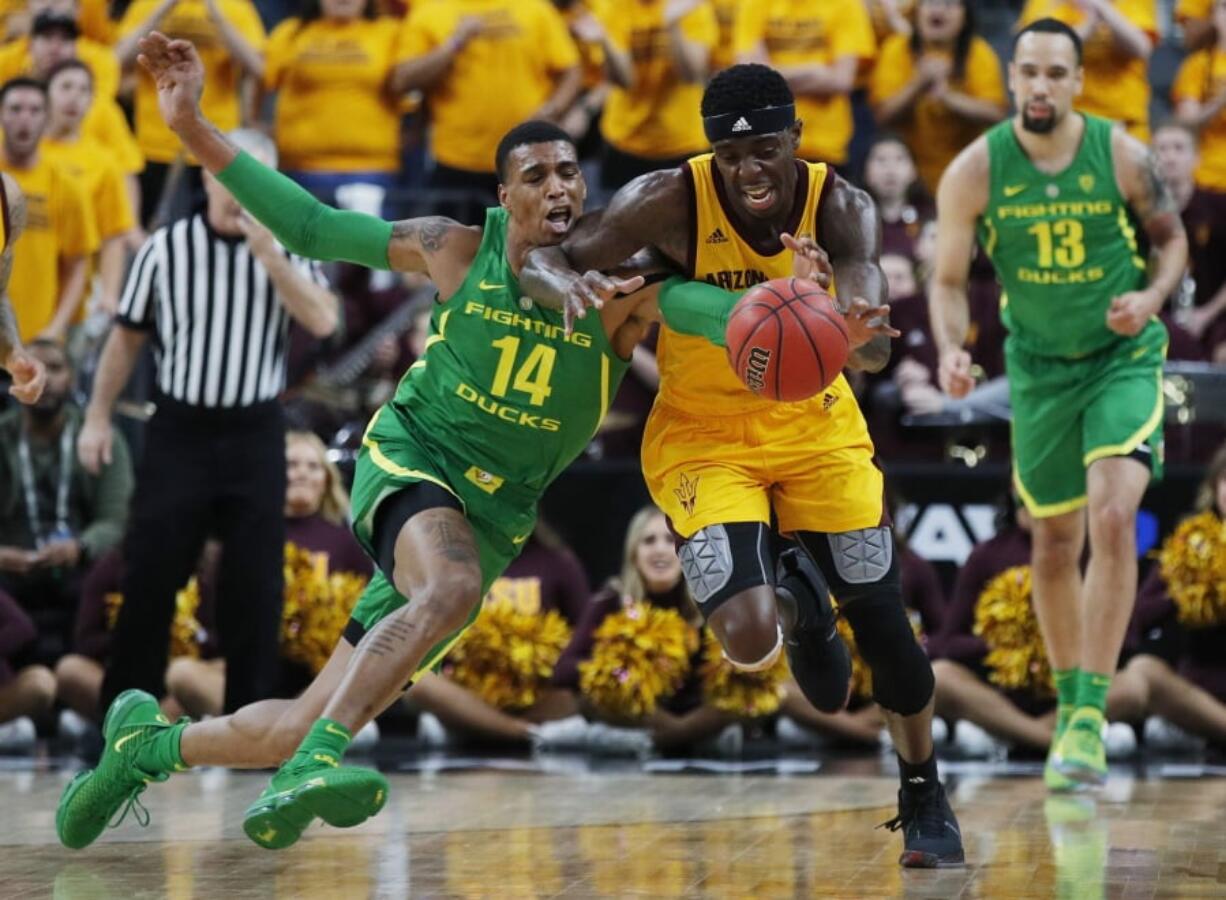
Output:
top-left (390, 207), bottom-right (630, 494)
top-left (977, 114), bottom-right (1147, 359)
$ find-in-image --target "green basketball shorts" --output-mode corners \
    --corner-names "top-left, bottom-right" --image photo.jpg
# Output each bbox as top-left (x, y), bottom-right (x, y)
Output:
top-left (344, 403), bottom-right (539, 676)
top-left (1006, 318), bottom-right (1167, 518)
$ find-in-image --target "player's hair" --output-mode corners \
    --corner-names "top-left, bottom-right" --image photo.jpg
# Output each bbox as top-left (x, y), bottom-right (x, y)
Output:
top-left (286, 430), bottom-right (351, 524)
top-left (911, 0), bottom-right (975, 81)
top-left (0, 77), bottom-right (47, 106)
top-left (45, 58), bottom-right (93, 90)
top-left (494, 120), bottom-right (575, 182)
top-left (1012, 17), bottom-right (1083, 64)
top-left (701, 63), bottom-right (794, 119)
top-left (1195, 442), bottom-right (1226, 514)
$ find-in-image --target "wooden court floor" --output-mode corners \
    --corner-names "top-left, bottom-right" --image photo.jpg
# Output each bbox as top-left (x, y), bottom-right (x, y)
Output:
top-left (1, 764), bottom-right (1224, 898)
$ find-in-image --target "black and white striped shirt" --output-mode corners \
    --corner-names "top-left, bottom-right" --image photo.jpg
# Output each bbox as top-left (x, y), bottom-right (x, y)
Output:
top-left (117, 213), bottom-right (327, 408)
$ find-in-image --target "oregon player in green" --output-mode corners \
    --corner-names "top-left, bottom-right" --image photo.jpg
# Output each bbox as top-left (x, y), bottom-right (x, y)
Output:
top-left (931, 18), bottom-right (1187, 790)
top-left (56, 33), bottom-right (654, 852)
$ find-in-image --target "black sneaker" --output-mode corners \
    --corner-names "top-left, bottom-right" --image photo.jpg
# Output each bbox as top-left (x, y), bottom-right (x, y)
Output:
top-left (880, 784), bottom-right (966, 868)
top-left (776, 548), bottom-right (851, 713)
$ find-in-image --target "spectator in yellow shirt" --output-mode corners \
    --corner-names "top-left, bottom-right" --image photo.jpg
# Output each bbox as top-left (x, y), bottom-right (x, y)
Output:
top-left (710, 0), bottom-right (742, 73)
top-left (870, 0), bottom-right (1005, 192)
top-left (0, 5), bottom-right (119, 99)
top-left (262, 0), bottom-right (410, 210)
top-left (0, 78), bottom-right (97, 343)
top-left (116, 0), bottom-right (265, 224)
top-left (1178, 0), bottom-right (1214, 51)
top-left (394, 0), bottom-right (581, 222)
top-left (1174, 0), bottom-right (1226, 194)
top-left (42, 60), bottom-right (134, 318)
top-left (553, 3), bottom-right (614, 157)
top-left (594, 0), bottom-right (716, 191)
top-left (1018, 1), bottom-right (1157, 141)
top-left (736, 0), bottom-right (876, 166)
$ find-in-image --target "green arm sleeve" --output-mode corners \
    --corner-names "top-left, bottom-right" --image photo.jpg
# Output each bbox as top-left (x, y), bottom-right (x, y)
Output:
top-left (216, 151), bottom-right (394, 270)
top-left (656, 275), bottom-right (739, 347)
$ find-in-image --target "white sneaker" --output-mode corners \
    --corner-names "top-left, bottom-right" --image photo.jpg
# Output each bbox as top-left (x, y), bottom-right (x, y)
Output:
top-left (953, 721), bottom-right (1005, 758)
top-left (0, 717), bottom-right (36, 750)
top-left (696, 723), bottom-right (743, 758)
top-left (530, 715), bottom-right (591, 751)
top-left (1103, 722), bottom-right (1137, 759)
top-left (350, 720), bottom-right (380, 752)
top-left (776, 715), bottom-right (825, 748)
top-left (57, 709), bottom-right (91, 741)
top-left (416, 712), bottom-right (452, 747)
top-left (931, 717), bottom-right (949, 745)
top-left (585, 722), bottom-right (653, 757)
top-left (1143, 716), bottom-right (1205, 752)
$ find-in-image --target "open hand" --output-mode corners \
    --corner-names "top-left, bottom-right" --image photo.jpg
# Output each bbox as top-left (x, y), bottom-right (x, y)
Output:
top-left (840, 297), bottom-right (900, 349)
top-left (137, 32), bottom-right (206, 132)
top-left (35, 539), bottom-right (80, 569)
top-left (2, 347), bottom-right (46, 404)
top-left (937, 347), bottom-right (975, 398)
top-left (782, 232), bottom-right (832, 289)
top-left (561, 271), bottom-right (645, 335)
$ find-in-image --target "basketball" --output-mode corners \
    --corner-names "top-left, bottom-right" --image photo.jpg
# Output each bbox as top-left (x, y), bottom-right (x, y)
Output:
top-left (725, 277), bottom-right (849, 402)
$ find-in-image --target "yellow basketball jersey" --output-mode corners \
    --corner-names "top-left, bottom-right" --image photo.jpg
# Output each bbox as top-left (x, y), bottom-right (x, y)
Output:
top-left (659, 153), bottom-right (843, 416)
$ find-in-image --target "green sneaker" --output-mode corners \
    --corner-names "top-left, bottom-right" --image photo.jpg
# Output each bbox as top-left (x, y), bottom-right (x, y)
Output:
top-left (1044, 741), bottom-right (1082, 793)
top-left (242, 755), bottom-right (389, 850)
top-left (1053, 712), bottom-right (1108, 787)
top-left (56, 690), bottom-right (177, 849)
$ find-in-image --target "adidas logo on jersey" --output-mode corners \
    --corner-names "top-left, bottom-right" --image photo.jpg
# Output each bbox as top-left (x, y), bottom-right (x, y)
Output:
top-left (731, 117), bottom-right (752, 133)
top-left (706, 228), bottom-right (728, 244)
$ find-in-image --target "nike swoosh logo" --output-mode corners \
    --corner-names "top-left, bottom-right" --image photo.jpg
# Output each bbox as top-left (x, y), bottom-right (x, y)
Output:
top-left (1004, 184), bottom-right (1027, 197)
top-left (511, 533), bottom-right (530, 545)
top-left (324, 722), bottom-right (349, 738)
top-left (479, 280), bottom-right (505, 291)
top-left (114, 731), bottom-right (141, 752)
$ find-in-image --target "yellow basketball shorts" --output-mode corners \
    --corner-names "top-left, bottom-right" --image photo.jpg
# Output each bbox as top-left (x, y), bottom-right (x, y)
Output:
top-left (642, 388), bottom-right (884, 539)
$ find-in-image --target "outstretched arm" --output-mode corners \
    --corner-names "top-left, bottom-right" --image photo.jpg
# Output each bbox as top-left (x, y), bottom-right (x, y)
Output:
top-left (929, 140), bottom-right (988, 398)
top-left (138, 32), bottom-right (480, 293)
top-left (0, 176), bottom-right (43, 404)
top-left (1109, 129), bottom-right (1188, 336)
top-left (819, 174), bottom-right (898, 373)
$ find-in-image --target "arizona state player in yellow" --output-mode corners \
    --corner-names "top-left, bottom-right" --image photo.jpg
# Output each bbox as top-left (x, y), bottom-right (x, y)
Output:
top-left (523, 64), bottom-right (965, 869)
top-left (0, 171), bottom-right (44, 404)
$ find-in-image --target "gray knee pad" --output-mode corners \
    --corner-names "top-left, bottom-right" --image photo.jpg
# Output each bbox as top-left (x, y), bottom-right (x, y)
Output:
top-left (678, 522), bottom-right (771, 618)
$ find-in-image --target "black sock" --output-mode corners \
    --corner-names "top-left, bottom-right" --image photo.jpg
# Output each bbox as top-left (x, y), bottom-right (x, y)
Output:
top-left (898, 751), bottom-right (939, 794)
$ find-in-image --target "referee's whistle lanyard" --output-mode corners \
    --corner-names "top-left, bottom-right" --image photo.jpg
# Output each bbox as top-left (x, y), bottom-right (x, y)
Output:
top-left (17, 422), bottom-right (75, 550)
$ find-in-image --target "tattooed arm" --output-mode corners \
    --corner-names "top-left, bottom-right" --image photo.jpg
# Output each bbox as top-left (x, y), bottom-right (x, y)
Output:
top-left (1110, 129), bottom-right (1189, 336)
top-left (819, 173), bottom-right (898, 373)
top-left (0, 177), bottom-right (44, 404)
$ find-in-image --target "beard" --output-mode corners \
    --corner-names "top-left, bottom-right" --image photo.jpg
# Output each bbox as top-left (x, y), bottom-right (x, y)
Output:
top-left (1021, 107), bottom-right (1058, 134)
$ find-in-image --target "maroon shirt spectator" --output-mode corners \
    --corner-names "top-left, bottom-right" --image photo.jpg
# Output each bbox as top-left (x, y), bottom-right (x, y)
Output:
top-left (0, 588), bottom-right (37, 687)
top-left (1128, 563), bottom-right (1226, 704)
top-left (902, 547), bottom-right (946, 644)
top-left (286, 514), bottom-right (372, 578)
top-left (485, 529), bottom-right (590, 625)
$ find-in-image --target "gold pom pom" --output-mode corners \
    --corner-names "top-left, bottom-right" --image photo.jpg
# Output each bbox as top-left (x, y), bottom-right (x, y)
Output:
top-left (280, 542), bottom-right (368, 675)
top-left (106, 580), bottom-right (205, 659)
top-left (579, 601), bottom-right (697, 719)
top-left (444, 600), bottom-right (573, 710)
top-left (973, 565), bottom-right (1053, 696)
top-left (698, 628), bottom-right (788, 717)
top-left (1158, 511), bottom-right (1226, 629)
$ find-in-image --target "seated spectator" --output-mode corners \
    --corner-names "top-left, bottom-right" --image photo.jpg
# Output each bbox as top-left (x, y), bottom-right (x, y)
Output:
top-left (261, 0), bottom-right (412, 211)
top-left (164, 431), bottom-right (372, 717)
top-left (736, 0), bottom-right (875, 168)
top-left (0, 587), bottom-right (55, 746)
top-left (931, 493), bottom-right (1145, 756)
top-left (867, 0), bottom-right (914, 43)
top-left (862, 133), bottom-right (932, 260)
top-left (870, 0), bottom-right (1005, 192)
top-left (1119, 443), bottom-right (1226, 751)
top-left (552, 505), bottom-right (737, 754)
top-left (1152, 121), bottom-right (1225, 362)
top-left (0, 340), bottom-right (130, 666)
top-left (1017, 1), bottom-right (1157, 141)
top-left (406, 520), bottom-right (589, 747)
top-left (553, 1), bottom-right (612, 157)
top-left (54, 543), bottom-right (217, 722)
top-left (1173, 1), bottom-right (1226, 197)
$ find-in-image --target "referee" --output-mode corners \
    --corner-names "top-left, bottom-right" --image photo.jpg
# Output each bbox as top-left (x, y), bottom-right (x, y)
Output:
top-left (79, 130), bottom-right (339, 713)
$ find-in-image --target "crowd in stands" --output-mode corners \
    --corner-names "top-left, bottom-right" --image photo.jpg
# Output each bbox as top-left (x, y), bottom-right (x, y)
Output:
top-left (0, 0), bottom-right (1223, 762)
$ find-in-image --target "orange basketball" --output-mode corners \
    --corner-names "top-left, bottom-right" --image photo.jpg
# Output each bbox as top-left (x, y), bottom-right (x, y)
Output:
top-left (725, 277), bottom-right (849, 402)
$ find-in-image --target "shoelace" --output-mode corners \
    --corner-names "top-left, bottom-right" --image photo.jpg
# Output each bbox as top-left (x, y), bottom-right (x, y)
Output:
top-left (108, 783), bottom-right (151, 830)
top-left (877, 790), bottom-right (947, 837)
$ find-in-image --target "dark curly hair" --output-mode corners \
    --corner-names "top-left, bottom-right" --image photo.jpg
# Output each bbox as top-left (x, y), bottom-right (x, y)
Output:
top-left (495, 120), bottom-right (575, 181)
top-left (700, 63), bottom-right (794, 119)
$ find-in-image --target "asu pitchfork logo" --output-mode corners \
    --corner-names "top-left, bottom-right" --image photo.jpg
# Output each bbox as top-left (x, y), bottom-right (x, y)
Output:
top-left (675, 472), bottom-right (700, 516)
